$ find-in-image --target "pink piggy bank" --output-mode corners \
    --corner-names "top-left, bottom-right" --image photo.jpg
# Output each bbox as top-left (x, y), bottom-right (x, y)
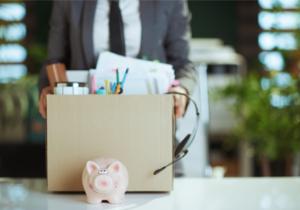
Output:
top-left (82, 158), bottom-right (128, 204)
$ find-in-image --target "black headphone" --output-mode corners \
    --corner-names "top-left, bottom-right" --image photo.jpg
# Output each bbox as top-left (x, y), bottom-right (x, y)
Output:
top-left (153, 92), bottom-right (200, 175)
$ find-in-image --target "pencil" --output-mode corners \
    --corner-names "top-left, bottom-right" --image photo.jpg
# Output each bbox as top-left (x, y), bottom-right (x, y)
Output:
top-left (105, 80), bottom-right (110, 94)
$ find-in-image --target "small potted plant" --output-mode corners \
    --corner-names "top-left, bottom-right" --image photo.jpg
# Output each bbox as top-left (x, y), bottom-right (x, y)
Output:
top-left (219, 72), bottom-right (300, 176)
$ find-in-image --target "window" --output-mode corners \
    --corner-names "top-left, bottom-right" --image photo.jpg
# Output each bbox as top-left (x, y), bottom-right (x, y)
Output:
top-left (258, 0), bottom-right (300, 108)
top-left (0, 3), bottom-right (27, 83)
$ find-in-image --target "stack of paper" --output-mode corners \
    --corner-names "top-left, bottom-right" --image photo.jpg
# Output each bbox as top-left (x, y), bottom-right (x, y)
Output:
top-left (94, 52), bottom-right (175, 95)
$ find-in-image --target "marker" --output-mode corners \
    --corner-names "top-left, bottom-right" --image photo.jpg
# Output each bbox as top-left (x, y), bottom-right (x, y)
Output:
top-left (91, 75), bottom-right (97, 94)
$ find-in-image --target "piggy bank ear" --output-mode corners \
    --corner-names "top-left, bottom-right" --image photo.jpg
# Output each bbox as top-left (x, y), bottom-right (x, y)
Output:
top-left (108, 161), bottom-right (121, 173)
top-left (86, 161), bottom-right (99, 175)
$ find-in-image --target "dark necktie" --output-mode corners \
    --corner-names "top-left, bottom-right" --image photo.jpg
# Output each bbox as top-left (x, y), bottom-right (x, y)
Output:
top-left (109, 0), bottom-right (126, 55)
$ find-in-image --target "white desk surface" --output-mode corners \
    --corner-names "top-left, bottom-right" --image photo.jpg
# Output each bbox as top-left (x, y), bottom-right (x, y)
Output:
top-left (0, 177), bottom-right (300, 210)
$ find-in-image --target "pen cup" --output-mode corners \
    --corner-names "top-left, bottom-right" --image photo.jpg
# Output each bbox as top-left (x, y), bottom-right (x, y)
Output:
top-left (46, 63), bottom-right (68, 91)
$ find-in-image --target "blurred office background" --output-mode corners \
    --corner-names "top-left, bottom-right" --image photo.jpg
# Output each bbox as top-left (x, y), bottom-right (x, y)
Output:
top-left (0, 0), bottom-right (300, 178)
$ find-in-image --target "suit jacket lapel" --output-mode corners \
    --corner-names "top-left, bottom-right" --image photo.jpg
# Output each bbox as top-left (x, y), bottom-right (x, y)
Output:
top-left (139, 0), bottom-right (156, 59)
top-left (82, 0), bottom-right (97, 68)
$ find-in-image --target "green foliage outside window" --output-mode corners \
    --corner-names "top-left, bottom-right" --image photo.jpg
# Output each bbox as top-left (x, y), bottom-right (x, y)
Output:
top-left (220, 72), bottom-right (300, 160)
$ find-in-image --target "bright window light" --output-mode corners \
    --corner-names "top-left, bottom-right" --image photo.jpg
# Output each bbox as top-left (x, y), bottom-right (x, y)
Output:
top-left (258, 33), bottom-right (274, 50)
top-left (0, 44), bottom-right (27, 63)
top-left (259, 0), bottom-right (300, 9)
top-left (270, 94), bottom-right (292, 108)
top-left (276, 33), bottom-right (297, 50)
top-left (259, 11), bottom-right (275, 29)
top-left (0, 64), bottom-right (27, 83)
top-left (0, 23), bottom-right (26, 41)
top-left (0, 3), bottom-right (25, 21)
top-left (258, 32), bottom-right (297, 50)
top-left (258, 0), bottom-right (300, 108)
top-left (259, 12), bottom-right (300, 30)
top-left (261, 77), bottom-right (271, 90)
top-left (260, 73), bottom-right (292, 89)
top-left (0, 2), bottom-right (27, 82)
top-left (259, 51), bottom-right (284, 71)
top-left (258, 0), bottom-right (273, 9)
top-left (274, 72), bottom-right (292, 87)
top-left (281, 0), bottom-right (300, 8)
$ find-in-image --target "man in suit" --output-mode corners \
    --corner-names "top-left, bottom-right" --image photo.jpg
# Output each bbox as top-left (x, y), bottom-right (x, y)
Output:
top-left (39, 0), bottom-right (197, 119)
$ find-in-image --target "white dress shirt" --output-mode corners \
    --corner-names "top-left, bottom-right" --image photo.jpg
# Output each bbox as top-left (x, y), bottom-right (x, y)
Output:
top-left (93, 0), bottom-right (142, 58)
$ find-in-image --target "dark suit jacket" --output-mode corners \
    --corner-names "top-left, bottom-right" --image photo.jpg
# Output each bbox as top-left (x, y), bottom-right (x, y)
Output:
top-left (39, 0), bottom-right (197, 93)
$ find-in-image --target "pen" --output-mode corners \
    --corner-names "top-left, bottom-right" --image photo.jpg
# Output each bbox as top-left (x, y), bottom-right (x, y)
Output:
top-left (116, 69), bottom-right (120, 84)
top-left (111, 82), bottom-right (117, 93)
top-left (110, 82), bottom-right (114, 92)
top-left (115, 83), bottom-right (122, 94)
top-left (121, 68), bottom-right (129, 88)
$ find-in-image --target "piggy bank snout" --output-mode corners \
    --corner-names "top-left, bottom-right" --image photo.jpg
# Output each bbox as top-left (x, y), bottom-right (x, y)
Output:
top-left (93, 175), bottom-right (114, 193)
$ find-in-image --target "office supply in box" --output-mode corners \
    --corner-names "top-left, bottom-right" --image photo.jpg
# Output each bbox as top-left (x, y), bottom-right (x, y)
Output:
top-left (54, 82), bottom-right (89, 95)
top-left (64, 52), bottom-right (175, 95)
top-left (47, 95), bottom-right (174, 192)
top-left (95, 52), bottom-right (175, 95)
top-left (66, 70), bottom-right (94, 94)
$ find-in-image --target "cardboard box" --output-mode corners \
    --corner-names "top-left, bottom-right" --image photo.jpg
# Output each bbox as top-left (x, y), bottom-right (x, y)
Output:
top-left (47, 95), bottom-right (174, 192)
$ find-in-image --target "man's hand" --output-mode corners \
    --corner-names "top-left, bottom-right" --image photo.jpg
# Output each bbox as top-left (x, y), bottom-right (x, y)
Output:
top-left (168, 86), bottom-right (188, 118)
top-left (39, 86), bottom-right (52, 119)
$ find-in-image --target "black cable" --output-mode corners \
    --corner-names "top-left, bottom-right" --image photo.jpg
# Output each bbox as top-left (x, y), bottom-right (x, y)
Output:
top-left (153, 92), bottom-right (200, 175)
top-left (153, 150), bottom-right (188, 175)
top-left (166, 92), bottom-right (200, 116)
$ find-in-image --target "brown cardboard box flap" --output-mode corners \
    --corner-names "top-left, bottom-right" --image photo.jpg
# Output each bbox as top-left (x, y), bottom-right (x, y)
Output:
top-left (47, 95), bottom-right (173, 192)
